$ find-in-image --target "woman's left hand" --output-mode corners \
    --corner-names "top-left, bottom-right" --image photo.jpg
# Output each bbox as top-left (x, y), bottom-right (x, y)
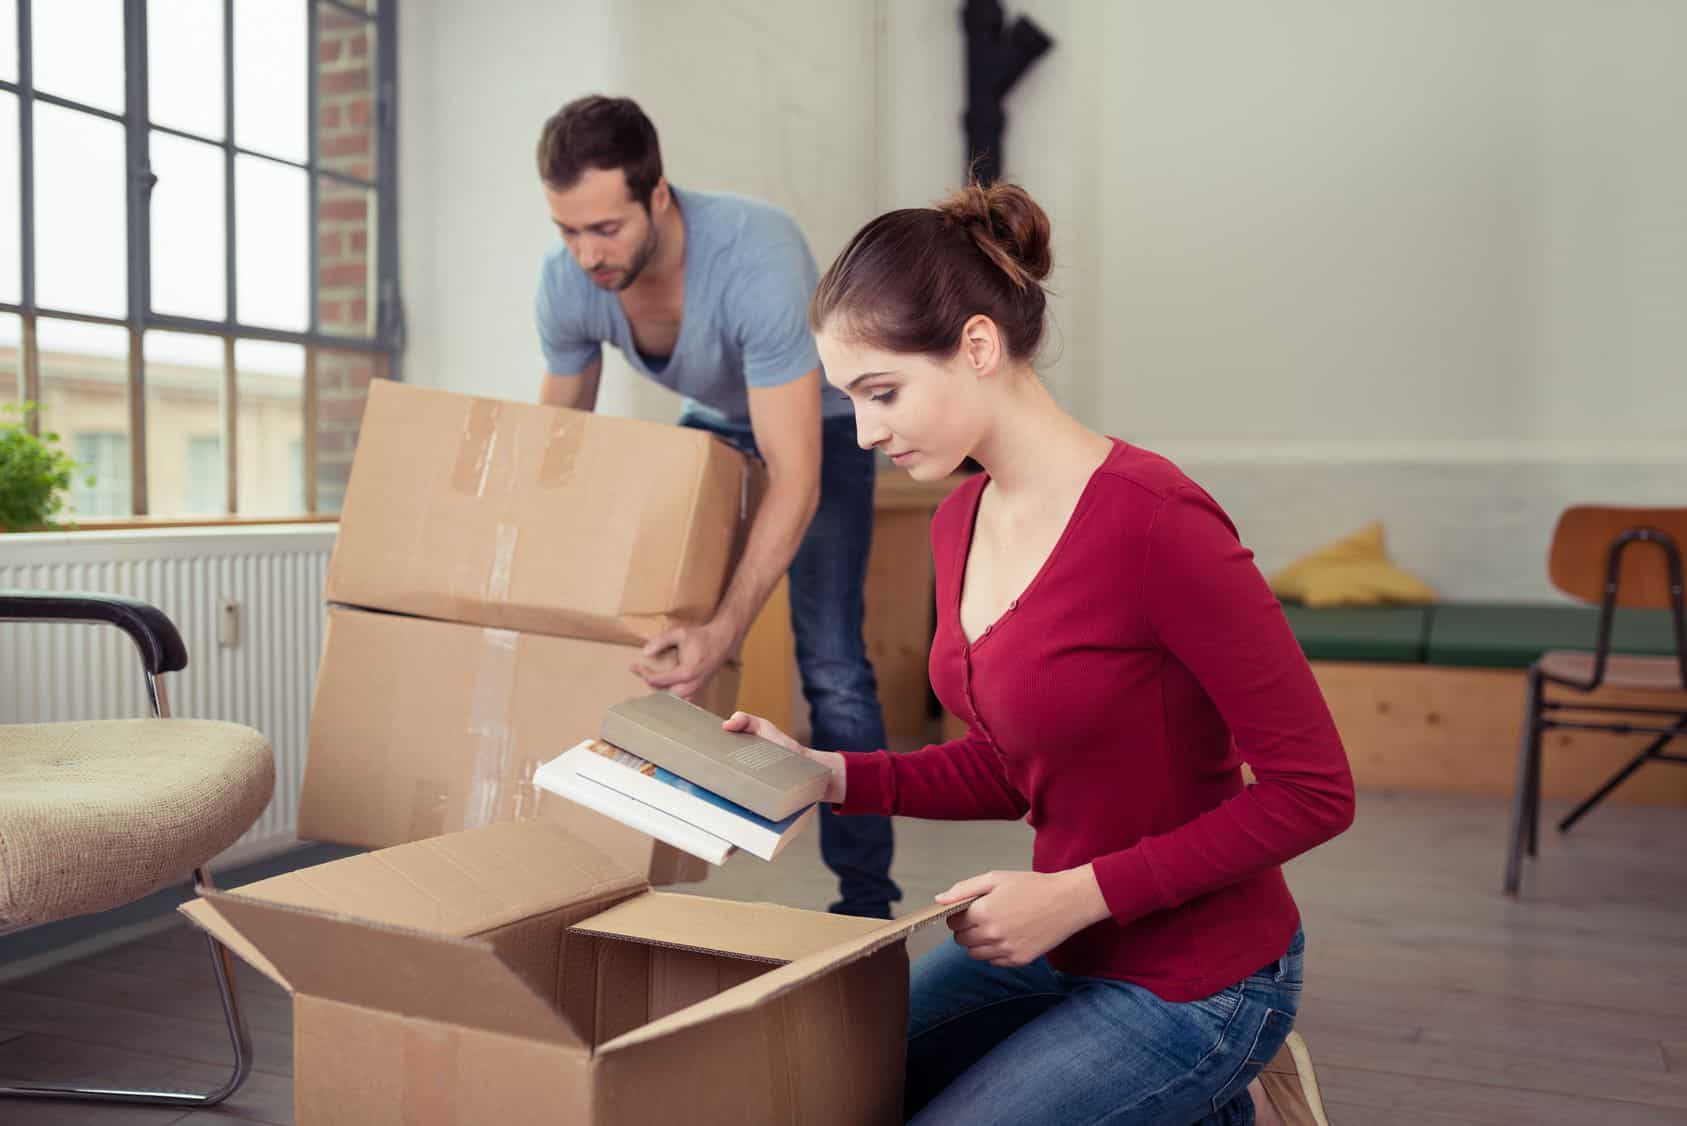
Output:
top-left (935, 867), bottom-right (1113, 967)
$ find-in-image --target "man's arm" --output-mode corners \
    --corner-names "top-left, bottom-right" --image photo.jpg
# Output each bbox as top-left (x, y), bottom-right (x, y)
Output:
top-left (714, 369), bottom-right (822, 639)
top-left (539, 355), bottom-right (603, 411)
top-left (635, 370), bottom-right (821, 698)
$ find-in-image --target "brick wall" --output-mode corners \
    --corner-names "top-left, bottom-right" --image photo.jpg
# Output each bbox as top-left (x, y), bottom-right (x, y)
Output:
top-left (314, 7), bottom-right (378, 512)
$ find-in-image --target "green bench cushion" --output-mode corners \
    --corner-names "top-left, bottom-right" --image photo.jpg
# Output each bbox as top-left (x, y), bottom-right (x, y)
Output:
top-left (1281, 605), bottom-right (1431, 663)
top-left (1425, 604), bottom-right (1681, 669)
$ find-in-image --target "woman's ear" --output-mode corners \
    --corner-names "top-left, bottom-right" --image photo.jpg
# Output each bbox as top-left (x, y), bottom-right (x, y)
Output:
top-left (960, 314), bottom-right (1003, 378)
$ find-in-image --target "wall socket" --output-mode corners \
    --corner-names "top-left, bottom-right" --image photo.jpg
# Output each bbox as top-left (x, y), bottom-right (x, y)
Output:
top-left (219, 598), bottom-right (241, 649)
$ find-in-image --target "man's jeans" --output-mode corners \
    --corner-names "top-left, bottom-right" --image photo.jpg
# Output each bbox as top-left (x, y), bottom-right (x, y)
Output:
top-left (681, 412), bottom-right (901, 917)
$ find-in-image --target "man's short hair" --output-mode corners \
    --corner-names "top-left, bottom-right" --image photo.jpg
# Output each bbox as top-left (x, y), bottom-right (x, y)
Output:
top-left (536, 95), bottom-right (664, 209)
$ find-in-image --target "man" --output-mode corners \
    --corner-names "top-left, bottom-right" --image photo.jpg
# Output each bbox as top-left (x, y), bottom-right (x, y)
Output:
top-left (533, 95), bottom-right (899, 919)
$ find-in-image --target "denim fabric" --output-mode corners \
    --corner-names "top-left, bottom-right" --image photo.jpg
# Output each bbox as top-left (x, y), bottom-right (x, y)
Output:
top-left (681, 412), bottom-right (901, 917)
top-left (904, 929), bottom-right (1305, 1125)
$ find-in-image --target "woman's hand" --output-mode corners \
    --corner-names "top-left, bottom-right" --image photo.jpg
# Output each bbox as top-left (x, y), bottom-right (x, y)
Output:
top-left (722, 711), bottom-right (847, 805)
top-left (935, 866), bottom-right (1112, 967)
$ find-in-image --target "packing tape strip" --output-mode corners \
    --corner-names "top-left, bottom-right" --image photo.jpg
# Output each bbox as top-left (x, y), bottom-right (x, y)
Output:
top-left (463, 627), bottom-right (519, 830)
top-left (450, 399), bottom-right (501, 496)
top-left (540, 412), bottom-right (583, 488)
top-left (485, 522), bottom-right (518, 604)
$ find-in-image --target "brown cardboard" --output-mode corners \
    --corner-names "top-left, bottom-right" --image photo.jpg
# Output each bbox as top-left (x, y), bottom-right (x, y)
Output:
top-left (298, 606), bottom-right (739, 885)
top-left (326, 381), bottom-right (758, 646)
top-left (601, 692), bottom-right (831, 821)
top-left (181, 820), bottom-right (966, 1126)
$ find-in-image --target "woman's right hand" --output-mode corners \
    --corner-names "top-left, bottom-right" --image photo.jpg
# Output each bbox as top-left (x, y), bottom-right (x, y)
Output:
top-left (722, 711), bottom-right (847, 805)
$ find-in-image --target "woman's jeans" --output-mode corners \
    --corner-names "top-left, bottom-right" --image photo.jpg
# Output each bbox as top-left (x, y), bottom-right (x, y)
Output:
top-left (680, 412), bottom-right (901, 917)
top-left (904, 929), bottom-right (1305, 1125)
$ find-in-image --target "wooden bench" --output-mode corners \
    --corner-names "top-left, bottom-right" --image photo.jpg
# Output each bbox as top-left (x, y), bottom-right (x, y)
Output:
top-left (739, 479), bottom-right (1687, 808)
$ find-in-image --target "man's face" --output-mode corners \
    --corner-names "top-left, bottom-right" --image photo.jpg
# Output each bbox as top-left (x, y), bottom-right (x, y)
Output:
top-left (544, 166), bottom-right (661, 291)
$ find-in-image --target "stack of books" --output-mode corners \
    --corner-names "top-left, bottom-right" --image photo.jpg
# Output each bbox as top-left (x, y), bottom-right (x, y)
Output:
top-left (533, 692), bottom-right (832, 865)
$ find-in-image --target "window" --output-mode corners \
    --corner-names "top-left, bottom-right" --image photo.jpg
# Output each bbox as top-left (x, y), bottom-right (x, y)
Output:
top-left (0, 1), bottom-right (399, 518)
top-left (72, 432), bottom-right (130, 517)
top-left (185, 435), bottom-right (223, 514)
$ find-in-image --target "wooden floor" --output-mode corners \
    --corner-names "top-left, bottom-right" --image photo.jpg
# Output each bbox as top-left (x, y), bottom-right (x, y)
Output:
top-left (1, 790), bottom-right (1684, 1124)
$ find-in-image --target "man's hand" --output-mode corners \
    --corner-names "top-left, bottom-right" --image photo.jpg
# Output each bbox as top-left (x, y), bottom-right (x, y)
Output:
top-left (935, 867), bottom-right (1112, 968)
top-left (632, 618), bottom-right (737, 701)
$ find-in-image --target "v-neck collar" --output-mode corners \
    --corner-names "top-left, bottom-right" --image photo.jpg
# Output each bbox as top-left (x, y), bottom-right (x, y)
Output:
top-left (616, 186), bottom-right (696, 378)
top-left (953, 438), bottom-right (1125, 650)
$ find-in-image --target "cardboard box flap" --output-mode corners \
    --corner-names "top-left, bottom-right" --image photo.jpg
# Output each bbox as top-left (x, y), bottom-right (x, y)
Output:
top-left (191, 890), bottom-right (589, 1050)
top-left (179, 898), bottom-right (294, 993)
top-left (231, 820), bottom-right (645, 938)
top-left (569, 892), bottom-right (882, 964)
top-left (596, 899), bottom-right (971, 1055)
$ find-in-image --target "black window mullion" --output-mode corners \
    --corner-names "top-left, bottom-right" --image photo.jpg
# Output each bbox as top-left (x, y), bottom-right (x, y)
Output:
top-left (17, 0), bottom-right (36, 434)
top-left (223, 0), bottom-right (236, 329)
top-left (124, 0), bottom-right (150, 515)
top-left (377, 1), bottom-right (401, 378)
top-left (27, 88), bottom-right (125, 124)
top-left (308, 0), bottom-right (318, 337)
top-left (17, 0), bottom-right (33, 318)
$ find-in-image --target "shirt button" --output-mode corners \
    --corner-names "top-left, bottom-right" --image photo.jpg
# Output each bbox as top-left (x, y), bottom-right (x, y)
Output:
top-left (1008, 599), bottom-right (1018, 610)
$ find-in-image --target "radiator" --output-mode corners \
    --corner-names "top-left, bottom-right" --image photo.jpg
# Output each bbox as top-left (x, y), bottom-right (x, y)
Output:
top-left (0, 525), bottom-right (337, 867)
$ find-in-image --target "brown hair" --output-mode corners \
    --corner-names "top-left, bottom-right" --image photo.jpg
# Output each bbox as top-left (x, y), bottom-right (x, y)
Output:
top-left (810, 182), bottom-right (1052, 359)
top-left (535, 95), bottom-right (664, 209)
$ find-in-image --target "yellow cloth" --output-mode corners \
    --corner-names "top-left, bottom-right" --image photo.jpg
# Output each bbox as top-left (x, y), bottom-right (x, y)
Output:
top-left (1268, 521), bottom-right (1437, 608)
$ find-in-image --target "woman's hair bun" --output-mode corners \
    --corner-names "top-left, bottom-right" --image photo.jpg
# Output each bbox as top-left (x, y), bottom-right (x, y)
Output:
top-left (935, 181), bottom-right (1052, 289)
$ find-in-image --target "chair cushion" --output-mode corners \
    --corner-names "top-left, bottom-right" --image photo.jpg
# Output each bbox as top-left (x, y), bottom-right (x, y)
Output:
top-left (1281, 605), bottom-right (1431, 663)
top-left (0, 719), bottom-right (274, 927)
top-left (1426, 604), bottom-right (1681, 669)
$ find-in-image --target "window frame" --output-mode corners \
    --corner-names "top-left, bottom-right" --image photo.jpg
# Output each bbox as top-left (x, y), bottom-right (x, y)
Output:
top-left (0, 0), bottom-right (400, 518)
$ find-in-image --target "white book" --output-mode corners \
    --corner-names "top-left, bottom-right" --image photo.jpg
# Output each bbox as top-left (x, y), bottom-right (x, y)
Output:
top-left (537, 740), bottom-right (818, 862)
top-left (569, 739), bottom-right (819, 862)
top-left (534, 749), bottom-right (736, 866)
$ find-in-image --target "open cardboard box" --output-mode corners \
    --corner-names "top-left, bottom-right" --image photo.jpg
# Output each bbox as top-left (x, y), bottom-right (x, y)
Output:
top-left (183, 819), bottom-right (959, 1125)
top-left (327, 382), bottom-right (762, 647)
top-left (298, 606), bottom-right (740, 884)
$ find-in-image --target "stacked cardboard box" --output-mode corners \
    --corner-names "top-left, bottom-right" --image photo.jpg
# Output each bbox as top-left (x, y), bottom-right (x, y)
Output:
top-left (300, 381), bottom-right (760, 883)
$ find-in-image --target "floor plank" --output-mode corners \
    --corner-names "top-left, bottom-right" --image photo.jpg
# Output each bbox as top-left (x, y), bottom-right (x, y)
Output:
top-left (0, 788), bottom-right (1682, 1124)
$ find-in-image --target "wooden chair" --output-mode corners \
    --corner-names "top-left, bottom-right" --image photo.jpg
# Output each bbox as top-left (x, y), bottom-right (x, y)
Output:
top-left (1503, 507), bottom-right (1687, 894)
top-left (0, 591), bottom-right (275, 1108)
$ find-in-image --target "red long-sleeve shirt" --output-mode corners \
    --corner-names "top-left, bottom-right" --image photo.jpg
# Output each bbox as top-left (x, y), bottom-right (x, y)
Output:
top-left (839, 439), bottom-right (1355, 1001)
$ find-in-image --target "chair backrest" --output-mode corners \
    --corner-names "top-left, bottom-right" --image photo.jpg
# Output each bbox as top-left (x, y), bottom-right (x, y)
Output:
top-left (1547, 506), bottom-right (1687, 608)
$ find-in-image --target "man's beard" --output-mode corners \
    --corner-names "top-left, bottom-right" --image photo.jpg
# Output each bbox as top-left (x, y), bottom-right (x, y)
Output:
top-left (604, 223), bottom-right (660, 291)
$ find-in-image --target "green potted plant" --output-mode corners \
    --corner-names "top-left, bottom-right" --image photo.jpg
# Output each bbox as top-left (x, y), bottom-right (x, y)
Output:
top-left (0, 402), bottom-right (88, 531)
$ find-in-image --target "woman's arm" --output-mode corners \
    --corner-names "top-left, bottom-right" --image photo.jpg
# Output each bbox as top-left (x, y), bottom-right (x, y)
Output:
top-left (1089, 486), bottom-right (1357, 926)
top-left (723, 712), bottom-right (1029, 821)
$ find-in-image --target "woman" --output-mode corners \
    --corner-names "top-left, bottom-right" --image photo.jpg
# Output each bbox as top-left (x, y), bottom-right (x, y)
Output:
top-left (726, 182), bottom-right (1353, 1125)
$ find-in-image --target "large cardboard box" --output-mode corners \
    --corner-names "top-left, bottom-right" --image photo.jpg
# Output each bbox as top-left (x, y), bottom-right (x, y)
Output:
top-left (327, 381), bottom-right (758, 646)
top-left (182, 820), bottom-right (958, 1125)
top-left (299, 607), bottom-right (740, 884)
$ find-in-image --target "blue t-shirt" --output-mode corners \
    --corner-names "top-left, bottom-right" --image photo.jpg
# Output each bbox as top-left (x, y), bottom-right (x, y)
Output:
top-left (535, 187), bottom-right (851, 426)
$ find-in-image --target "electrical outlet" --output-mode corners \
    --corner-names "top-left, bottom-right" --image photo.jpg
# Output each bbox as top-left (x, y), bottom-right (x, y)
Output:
top-left (219, 598), bottom-right (241, 649)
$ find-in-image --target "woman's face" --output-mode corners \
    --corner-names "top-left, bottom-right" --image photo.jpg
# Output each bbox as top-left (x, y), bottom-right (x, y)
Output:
top-left (817, 328), bottom-right (991, 481)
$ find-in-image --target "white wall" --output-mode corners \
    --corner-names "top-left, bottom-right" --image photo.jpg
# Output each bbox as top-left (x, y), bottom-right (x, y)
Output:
top-left (881, 0), bottom-right (1687, 598)
top-left (402, 0), bottom-right (1687, 600)
top-left (399, 0), bottom-right (879, 421)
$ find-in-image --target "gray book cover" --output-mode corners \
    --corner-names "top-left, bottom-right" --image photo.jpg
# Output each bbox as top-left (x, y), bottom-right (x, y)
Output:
top-left (600, 693), bottom-right (830, 821)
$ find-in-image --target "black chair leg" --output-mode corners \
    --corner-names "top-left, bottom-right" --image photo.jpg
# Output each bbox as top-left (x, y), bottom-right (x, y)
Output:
top-left (1557, 724), bottom-right (1683, 835)
top-left (1525, 707), bottom-right (1547, 858)
top-left (1505, 668), bottom-right (1545, 894)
